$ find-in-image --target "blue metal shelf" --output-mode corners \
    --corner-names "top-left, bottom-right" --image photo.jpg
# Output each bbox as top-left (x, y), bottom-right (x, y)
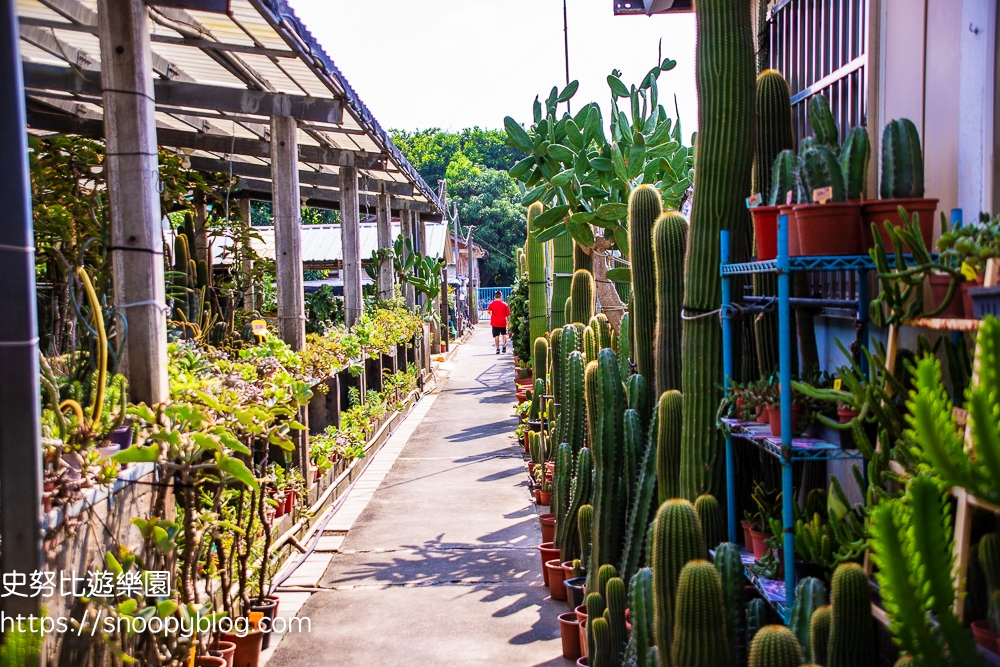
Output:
top-left (711, 546), bottom-right (789, 622)
top-left (721, 419), bottom-right (866, 462)
top-left (721, 253), bottom-right (927, 276)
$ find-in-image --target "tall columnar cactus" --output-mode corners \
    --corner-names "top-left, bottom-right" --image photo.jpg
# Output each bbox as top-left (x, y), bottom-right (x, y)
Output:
top-left (579, 504), bottom-right (594, 573)
top-left (606, 575), bottom-right (629, 660)
top-left (747, 599), bottom-right (772, 643)
top-left (627, 568), bottom-right (656, 667)
top-left (591, 313), bottom-right (614, 351)
top-left (628, 373), bottom-right (652, 437)
top-left (629, 184), bottom-right (664, 389)
top-left (587, 592), bottom-right (608, 664)
top-left (528, 430), bottom-right (544, 466)
top-left (653, 212), bottom-right (688, 396)
top-left (526, 203), bottom-right (548, 369)
top-left (651, 499), bottom-right (707, 660)
top-left (789, 577), bottom-right (827, 662)
top-left (559, 447), bottom-right (593, 563)
top-left (585, 327), bottom-right (597, 364)
top-left (619, 311), bottom-right (633, 381)
top-left (570, 269), bottom-right (596, 325)
top-left (624, 408), bottom-right (642, 507)
top-left (621, 405), bottom-right (660, 584)
top-left (657, 390), bottom-right (683, 504)
top-left (714, 543), bottom-right (747, 667)
top-left (529, 377), bottom-right (545, 421)
top-left (809, 94), bottom-right (839, 151)
top-left (558, 324), bottom-right (583, 442)
top-left (827, 563), bottom-right (874, 667)
top-left (597, 564), bottom-right (617, 600)
top-left (683, 0), bottom-right (755, 502)
top-left (799, 145), bottom-right (846, 202)
top-left (590, 349), bottom-right (627, 589)
top-left (574, 239), bottom-right (594, 273)
top-left (749, 625), bottom-right (804, 667)
top-left (550, 327), bottom-right (564, 427)
top-left (585, 359), bottom-right (600, 451)
top-left (754, 71), bottom-right (795, 202)
top-left (671, 560), bottom-right (729, 667)
top-left (809, 605), bottom-right (831, 665)
top-left (767, 150), bottom-right (799, 207)
top-left (840, 126), bottom-right (871, 201)
top-left (694, 494), bottom-right (724, 551)
top-left (564, 350), bottom-right (586, 455)
top-left (533, 336), bottom-right (548, 387)
top-left (551, 233), bottom-right (574, 330)
top-left (880, 118), bottom-right (924, 199)
top-left (554, 443), bottom-right (573, 553)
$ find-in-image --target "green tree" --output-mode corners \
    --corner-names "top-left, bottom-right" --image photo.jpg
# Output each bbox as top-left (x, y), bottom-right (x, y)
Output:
top-left (390, 127), bottom-right (525, 186)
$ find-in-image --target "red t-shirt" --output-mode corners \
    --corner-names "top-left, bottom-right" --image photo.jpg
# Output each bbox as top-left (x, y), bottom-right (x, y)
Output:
top-left (486, 300), bottom-right (510, 327)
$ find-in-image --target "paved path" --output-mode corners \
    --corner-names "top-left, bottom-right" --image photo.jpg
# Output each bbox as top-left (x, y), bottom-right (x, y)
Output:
top-left (268, 327), bottom-right (564, 667)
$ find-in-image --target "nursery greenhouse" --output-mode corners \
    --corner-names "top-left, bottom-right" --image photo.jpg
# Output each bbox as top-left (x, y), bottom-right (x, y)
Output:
top-left (3, 0), bottom-right (1000, 666)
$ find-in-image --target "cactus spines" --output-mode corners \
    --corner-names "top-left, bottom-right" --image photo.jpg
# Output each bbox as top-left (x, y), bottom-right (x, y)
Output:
top-left (574, 239), bottom-right (594, 273)
top-left (629, 184), bottom-right (664, 388)
top-left (628, 373), bottom-right (652, 438)
top-left (559, 447), bottom-right (593, 563)
top-left (840, 126), bottom-right (871, 201)
top-left (768, 150), bottom-right (799, 206)
top-left (620, 406), bottom-right (660, 583)
top-left (570, 269), bottom-right (595, 325)
top-left (579, 504), bottom-right (594, 573)
top-left (529, 377), bottom-right (545, 420)
top-left (651, 499), bottom-right (707, 659)
top-left (590, 349), bottom-right (627, 586)
top-left (714, 543), bottom-right (747, 667)
top-left (591, 313), bottom-right (614, 351)
top-left (619, 311), bottom-right (632, 381)
top-left (533, 336), bottom-right (548, 386)
top-left (585, 326), bottom-right (597, 364)
top-left (627, 568), bottom-right (656, 667)
top-left (624, 408), bottom-right (643, 505)
top-left (657, 390), bottom-right (683, 504)
top-left (565, 296), bottom-right (572, 322)
top-left (789, 577), bottom-right (827, 662)
top-left (564, 350), bottom-right (586, 454)
top-left (809, 94), bottom-right (839, 151)
top-left (585, 359), bottom-right (600, 450)
top-left (591, 615), bottom-right (615, 667)
top-left (827, 563), bottom-right (874, 667)
top-left (748, 625), bottom-right (804, 667)
top-left (880, 118), bottom-right (924, 199)
top-left (747, 598), bottom-right (772, 643)
top-left (694, 494), bottom-right (724, 551)
top-left (800, 144), bottom-right (846, 203)
top-left (605, 576), bottom-right (629, 659)
top-left (754, 70), bottom-right (794, 198)
top-left (550, 327), bottom-right (564, 425)
top-left (554, 443), bottom-right (573, 554)
top-left (526, 203), bottom-right (549, 366)
top-left (551, 233), bottom-right (574, 330)
top-left (597, 564), bottom-right (617, 601)
top-left (587, 591), bottom-right (607, 663)
top-left (671, 560), bottom-right (729, 667)
top-left (652, 211), bottom-right (688, 396)
top-left (809, 605), bottom-right (831, 665)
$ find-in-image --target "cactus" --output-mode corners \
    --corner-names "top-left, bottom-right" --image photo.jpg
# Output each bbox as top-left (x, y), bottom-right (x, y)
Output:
top-left (651, 499), bottom-right (706, 659)
top-left (629, 184), bottom-right (664, 389)
top-left (714, 543), bottom-right (747, 667)
top-left (621, 404), bottom-right (659, 584)
top-left (606, 576), bottom-right (629, 660)
top-left (526, 203), bottom-right (549, 366)
top-left (624, 408), bottom-right (642, 507)
top-left (564, 350), bottom-right (587, 455)
top-left (826, 563), bottom-right (873, 667)
top-left (551, 233), bottom-right (574, 329)
top-left (529, 377), bottom-right (545, 421)
top-left (627, 568), bottom-right (656, 667)
top-left (809, 605), bottom-right (831, 665)
top-left (747, 598), bottom-right (773, 643)
top-left (533, 336), bottom-right (548, 386)
top-left (557, 323), bottom-right (583, 444)
top-left (589, 349), bottom-right (627, 589)
top-left (628, 373), bottom-right (652, 439)
top-left (591, 313), bottom-right (613, 351)
top-left (671, 560), bottom-right (729, 667)
top-left (554, 443), bottom-right (573, 553)
top-left (694, 494), bottom-right (724, 551)
top-left (657, 390), bottom-right (683, 504)
top-left (749, 625), bottom-right (803, 667)
top-left (574, 239), bottom-right (594, 273)
top-left (528, 430), bottom-right (544, 466)
top-left (754, 71), bottom-right (795, 203)
top-left (596, 563), bottom-right (617, 600)
top-left (789, 577), bottom-right (827, 662)
top-left (585, 359), bottom-right (600, 449)
top-left (981, 533), bottom-right (1000, 631)
top-left (579, 504), bottom-right (594, 574)
top-left (809, 94), bottom-right (839, 151)
top-left (585, 326), bottom-right (597, 364)
top-left (799, 144), bottom-right (846, 203)
top-left (559, 447), bottom-right (593, 563)
top-left (587, 591), bottom-right (607, 663)
top-left (592, 616), bottom-right (615, 667)
top-left (840, 126), bottom-right (871, 201)
top-left (570, 269), bottom-right (595, 325)
top-left (619, 311), bottom-right (633, 381)
top-left (550, 327), bottom-right (563, 424)
top-left (652, 211), bottom-right (688, 396)
top-left (880, 118), bottom-right (924, 199)
top-left (767, 150), bottom-right (799, 207)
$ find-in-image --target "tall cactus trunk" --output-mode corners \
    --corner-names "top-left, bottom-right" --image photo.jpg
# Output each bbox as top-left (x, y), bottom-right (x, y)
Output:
top-left (574, 240), bottom-right (593, 273)
top-left (629, 185), bottom-right (664, 390)
top-left (526, 203), bottom-right (548, 371)
top-left (653, 212), bottom-right (688, 397)
top-left (681, 0), bottom-right (756, 501)
top-left (570, 269), bottom-right (596, 325)
top-left (551, 233), bottom-right (574, 330)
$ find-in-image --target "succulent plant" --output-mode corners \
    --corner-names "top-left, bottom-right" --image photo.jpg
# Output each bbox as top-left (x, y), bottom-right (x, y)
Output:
top-left (606, 575), bottom-right (629, 660)
top-left (826, 563), bottom-right (874, 667)
top-left (558, 447), bottom-right (593, 563)
top-left (629, 184), bottom-right (664, 390)
top-left (809, 605), bottom-right (831, 665)
top-left (749, 625), bottom-right (804, 667)
top-left (671, 560), bottom-right (729, 667)
top-left (653, 212), bottom-right (688, 396)
top-left (694, 494), bottom-right (724, 551)
top-left (799, 144), bottom-right (846, 203)
top-left (840, 126), bottom-right (871, 201)
top-left (651, 499), bottom-right (706, 658)
top-left (657, 390), bottom-right (683, 504)
top-left (526, 203), bottom-right (549, 367)
top-left (754, 70), bottom-right (795, 204)
top-left (809, 94), bottom-right (839, 152)
top-left (880, 118), bottom-right (924, 199)
top-left (620, 405), bottom-right (660, 584)
top-left (789, 577), bottom-right (827, 662)
top-left (627, 568), bottom-right (656, 667)
top-left (570, 269), bottom-right (596, 325)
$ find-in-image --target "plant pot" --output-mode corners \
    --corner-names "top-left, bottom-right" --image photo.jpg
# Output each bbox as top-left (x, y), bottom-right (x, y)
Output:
top-left (547, 558), bottom-right (568, 601)
top-left (558, 612), bottom-right (582, 660)
top-left (752, 205), bottom-right (780, 260)
top-left (750, 529), bottom-right (773, 560)
top-left (564, 576), bottom-right (587, 610)
top-left (538, 513), bottom-right (556, 543)
top-left (962, 275), bottom-right (987, 319)
top-left (283, 489), bottom-right (296, 515)
top-left (538, 490), bottom-right (551, 505)
top-left (210, 640), bottom-right (236, 667)
top-left (527, 419), bottom-right (542, 432)
top-left (533, 489), bottom-right (542, 504)
top-left (793, 202), bottom-right (863, 256)
top-left (767, 403), bottom-right (802, 437)
top-left (250, 596), bottom-right (279, 649)
top-left (741, 520), bottom-right (754, 550)
top-left (778, 205), bottom-right (800, 256)
top-left (108, 425), bottom-right (134, 449)
top-left (756, 407), bottom-right (769, 424)
top-left (577, 656), bottom-right (589, 666)
top-left (195, 657), bottom-right (227, 667)
top-left (220, 630), bottom-right (263, 667)
top-left (522, 430), bottom-right (530, 451)
top-left (927, 272), bottom-right (965, 319)
top-left (861, 198), bottom-right (939, 252)
top-left (538, 542), bottom-right (560, 585)
top-left (971, 620), bottom-right (1000, 654)
top-left (96, 443), bottom-right (121, 460)
top-left (576, 605), bottom-right (588, 660)
top-left (970, 285), bottom-right (1000, 319)
top-left (837, 407), bottom-right (860, 424)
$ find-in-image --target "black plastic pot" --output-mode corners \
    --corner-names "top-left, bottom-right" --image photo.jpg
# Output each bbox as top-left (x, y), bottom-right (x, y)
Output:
top-left (564, 576), bottom-right (587, 610)
top-left (250, 596), bottom-right (279, 649)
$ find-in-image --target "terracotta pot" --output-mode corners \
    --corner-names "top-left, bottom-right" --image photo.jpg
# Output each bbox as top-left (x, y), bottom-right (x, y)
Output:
top-left (271, 491), bottom-right (286, 518)
top-left (861, 198), bottom-right (939, 252)
top-left (778, 205), bottom-right (800, 256)
top-left (927, 272), bottom-right (965, 319)
top-left (972, 620), bottom-right (1000, 653)
top-left (547, 558), bottom-right (568, 601)
top-left (962, 274), bottom-right (987, 319)
top-left (195, 657), bottom-right (227, 667)
top-left (575, 604), bottom-right (588, 624)
top-left (538, 490), bottom-right (552, 505)
top-left (767, 403), bottom-right (802, 437)
top-left (210, 640), bottom-right (236, 667)
top-left (837, 407), bottom-right (860, 424)
top-left (750, 529), bottom-right (773, 560)
top-left (741, 519), bottom-right (754, 550)
top-left (793, 202), bottom-right (863, 256)
top-left (533, 489), bottom-right (542, 505)
top-left (756, 407), bottom-right (770, 424)
top-left (220, 631), bottom-right (263, 667)
top-left (283, 489), bottom-right (295, 515)
top-left (751, 205), bottom-right (780, 261)
top-left (538, 542), bottom-right (560, 585)
top-left (538, 513), bottom-right (556, 543)
top-left (523, 430), bottom-right (531, 451)
top-left (564, 575), bottom-right (587, 610)
top-left (558, 612), bottom-right (582, 660)
top-left (250, 597), bottom-right (279, 650)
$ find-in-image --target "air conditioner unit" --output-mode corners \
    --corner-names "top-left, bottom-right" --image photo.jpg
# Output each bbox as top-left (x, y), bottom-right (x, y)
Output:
top-left (613, 0), bottom-right (694, 15)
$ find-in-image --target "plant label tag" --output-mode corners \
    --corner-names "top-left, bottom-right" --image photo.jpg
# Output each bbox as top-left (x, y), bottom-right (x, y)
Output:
top-left (833, 378), bottom-right (842, 391)
top-left (785, 190), bottom-right (794, 205)
top-left (812, 186), bottom-right (833, 204)
top-left (961, 262), bottom-right (979, 282)
top-left (249, 611), bottom-right (264, 630)
top-left (953, 407), bottom-right (969, 426)
top-left (746, 193), bottom-right (762, 209)
top-left (251, 320), bottom-right (267, 336)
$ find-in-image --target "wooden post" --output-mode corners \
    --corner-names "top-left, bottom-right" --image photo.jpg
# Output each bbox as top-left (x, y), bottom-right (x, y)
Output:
top-left (400, 208), bottom-right (416, 309)
top-left (341, 165), bottom-right (362, 326)
top-left (98, 0), bottom-right (168, 404)
top-left (467, 228), bottom-right (476, 325)
top-left (376, 192), bottom-right (393, 300)
top-left (193, 188), bottom-right (208, 264)
top-left (238, 196), bottom-right (255, 311)
top-left (270, 115), bottom-right (305, 351)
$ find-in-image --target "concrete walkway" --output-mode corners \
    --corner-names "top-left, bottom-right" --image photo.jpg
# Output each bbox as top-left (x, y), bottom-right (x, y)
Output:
top-left (268, 326), bottom-right (564, 666)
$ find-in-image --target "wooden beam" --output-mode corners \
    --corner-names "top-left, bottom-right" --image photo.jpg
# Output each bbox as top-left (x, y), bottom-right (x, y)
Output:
top-left (376, 192), bottom-right (393, 300)
top-left (98, 0), bottom-right (168, 404)
top-left (23, 62), bottom-right (343, 124)
top-left (233, 177), bottom-right (431, 212)
top-left (238, 196), bottom-right (255, 311)
top-left (271, 115), bottom-right (305, 352)
top-left (341, 165), bottom-right (362, 326)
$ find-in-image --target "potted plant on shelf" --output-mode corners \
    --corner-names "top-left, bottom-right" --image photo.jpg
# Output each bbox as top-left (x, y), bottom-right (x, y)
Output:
top-left (748, 482), bottom-right (780, 560)
top-left (937, 212), bottom-right (1000, 318)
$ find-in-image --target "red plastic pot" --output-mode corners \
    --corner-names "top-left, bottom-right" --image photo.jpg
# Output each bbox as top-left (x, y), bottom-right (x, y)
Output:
top-left (283, 489), bottom-right (295, 515)
top-left (538, 513), bottom-right (556, 544)
top-left (767, 403), bottom-right (802, 437)
top-left (576, 604), bottom-right (588, 659)
top-left (533, 489), bottom-right (542, 505)
top-left (547, 558), bottom-right (568, 601)
top-left (558, 612), bottom-right (582, 660)
top-left (538, 490), bottom-right (552, 505)
top-left (928, 272), bottom-right (965, 319)
top-left (861, 198), bottom-right (939, 252)
top-left (750, 529), bottom-right (773, 560)
top-left (195, 657), bottom-right (227, 667)
top-left (210, 640), bottom-right (236, 667)
top-left (778, 205), bottom-right (800, 256)
top-left (972, 620), bottom-right (1000, 654)
top-left (741, 520), bottom-right (754, 550)
top-left (837, 407), bottom-right (860, 424)
top-left (538, 542), bottom-right (560, 585)
top-left (752, 205), bottom-right (780, 260)
top-left (793, 202), bottom-right (863, 256)
top-left (220, 631), bottom-right (263, 667)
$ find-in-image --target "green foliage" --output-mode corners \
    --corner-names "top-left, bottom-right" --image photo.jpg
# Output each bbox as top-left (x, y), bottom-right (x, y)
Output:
top-left (390, 127), bottom-right (525, 187)
top-left (507, 273), bottom-right (531, 360)
top-left (671, 560), bottom-right (729, 667)
top-left (305, 284), bottom-right (345, 333)
top-left (0, 608), bottom-right (44, 667)
top-left (827, 563), bottom-right (875, 667)
top-left (789, 577), bottom-right (827, 662)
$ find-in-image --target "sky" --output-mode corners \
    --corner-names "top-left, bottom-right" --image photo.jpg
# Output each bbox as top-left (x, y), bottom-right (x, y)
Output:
top-left (288, 1), bottom-right (698, 138)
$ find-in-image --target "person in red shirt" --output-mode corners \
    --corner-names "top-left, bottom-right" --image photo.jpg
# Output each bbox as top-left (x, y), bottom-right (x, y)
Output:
top-left (485, 290), bottom-right (511, 354)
